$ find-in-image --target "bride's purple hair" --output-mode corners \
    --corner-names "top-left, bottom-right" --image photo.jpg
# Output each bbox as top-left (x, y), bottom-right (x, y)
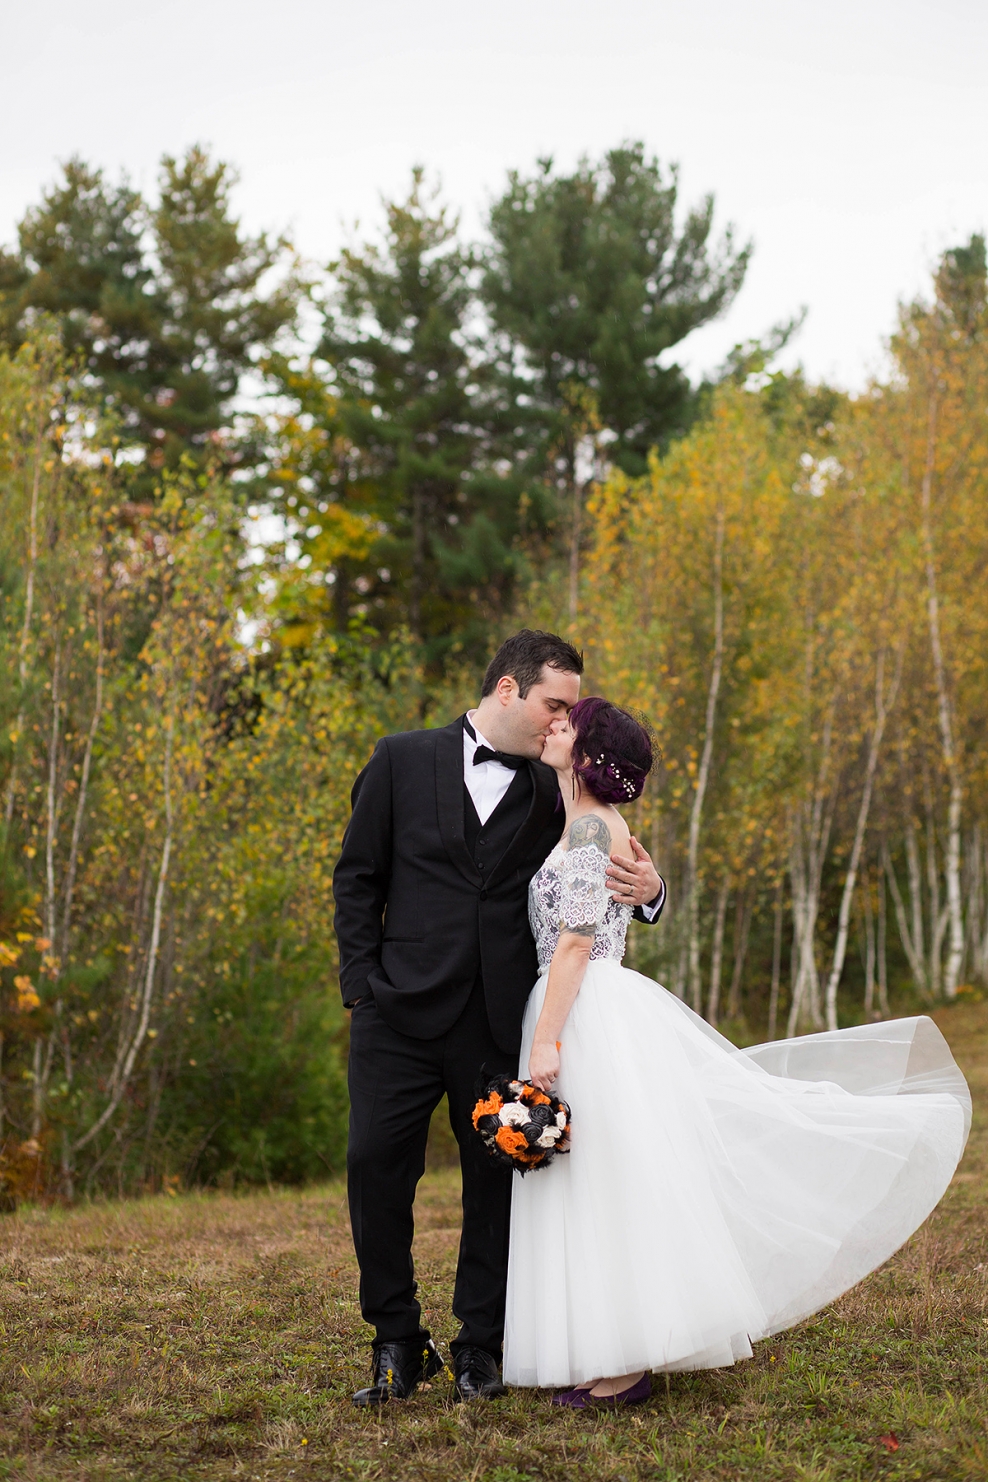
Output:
top-left (570, 697), bottom-right (654, 804)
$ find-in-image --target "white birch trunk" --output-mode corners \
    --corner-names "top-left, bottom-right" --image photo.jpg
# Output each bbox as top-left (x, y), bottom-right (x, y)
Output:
top-left (963, 824), bottom-right (981, 980)
top-left (920, 387), bottom-right (964, 997)
top-left (904, 819), bottom-right (927, 992)
top-left (32, 643), bottom-right (62, 1140)
top-left (687, 505), bottom-right (725, 1013)
top-left (824, 648), bottom-right (901, 1029)
top-left (863, 881), bottom-right (876, 1019)
top-left (884, 842), bottom-right (928, 995)
top-left (969, 825), bottom-right (988, 984)
top-left (767, 880), bottom-right (784, 1040)
top-left (787, 706), bottom-right (837, 1035)
top-left (877, 868), bottom-right (890, 1015)
top-left (923, 784), bottom-right (945, 997)
top-left (705, 876), bottom-right (730, 1025)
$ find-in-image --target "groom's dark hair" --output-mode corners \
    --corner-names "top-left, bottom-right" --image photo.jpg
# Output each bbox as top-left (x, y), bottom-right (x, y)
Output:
top-left (481, 630), bottom-right (584, 699)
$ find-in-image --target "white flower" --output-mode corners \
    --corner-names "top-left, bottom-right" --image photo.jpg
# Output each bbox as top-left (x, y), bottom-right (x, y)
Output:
top-left (555, 1110), bottom-right (568, 1129)
top-left (499, 1102), bottom-right (529, 1126)
top-left (537, 1127), bottom-right (562, 1148)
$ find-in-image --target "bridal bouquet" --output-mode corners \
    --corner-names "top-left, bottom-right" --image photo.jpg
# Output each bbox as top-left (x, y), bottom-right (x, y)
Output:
top-left (471, 1075), bottom-right (571, 1173)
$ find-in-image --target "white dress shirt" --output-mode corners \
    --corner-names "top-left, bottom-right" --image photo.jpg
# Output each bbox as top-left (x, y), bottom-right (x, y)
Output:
top-left (463, 711), bottom-right (518, 825)
top-left (462, 711), bottom-right (665, 918)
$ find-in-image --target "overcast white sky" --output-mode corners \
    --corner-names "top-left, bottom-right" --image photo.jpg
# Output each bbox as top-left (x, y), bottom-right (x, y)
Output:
top-left (3, 0), bottom-right (987, 388)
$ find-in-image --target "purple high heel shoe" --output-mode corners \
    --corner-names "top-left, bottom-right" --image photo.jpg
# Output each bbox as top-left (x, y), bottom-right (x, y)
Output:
top-left (552, 1373), bottom-right (651, 1409)
top-left (590, 1372), bottom-right (652, 1408)
top-left (552, 1383), bottom-right (596, 1409)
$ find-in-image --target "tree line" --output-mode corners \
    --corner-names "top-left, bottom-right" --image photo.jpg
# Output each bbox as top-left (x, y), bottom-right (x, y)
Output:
top-left (1, 142), bottom-right (984, 1199)
top-left (0, 144), bottom-right (748, 669)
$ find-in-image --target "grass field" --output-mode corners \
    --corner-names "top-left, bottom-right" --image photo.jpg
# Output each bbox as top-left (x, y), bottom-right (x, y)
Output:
top-left (2, 1002), bottom-right (987, 1482)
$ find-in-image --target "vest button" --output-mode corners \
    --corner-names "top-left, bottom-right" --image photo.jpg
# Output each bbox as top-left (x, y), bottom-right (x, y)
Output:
top-left (480, 889), bottom-right (488, 901)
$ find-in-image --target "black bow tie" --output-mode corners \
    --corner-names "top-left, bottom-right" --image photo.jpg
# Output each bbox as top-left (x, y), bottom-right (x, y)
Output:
top-left (473, 745), bottom-right (527, 771)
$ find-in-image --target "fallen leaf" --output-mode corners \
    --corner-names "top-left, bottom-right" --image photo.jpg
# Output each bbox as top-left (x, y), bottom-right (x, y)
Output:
top-left (880, 1433), bottom-right (900, 1452)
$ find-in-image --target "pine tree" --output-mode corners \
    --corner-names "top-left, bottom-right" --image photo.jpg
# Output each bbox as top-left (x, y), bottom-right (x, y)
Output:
top-left (0, 149), bottom-right (299, 486)
top-left (483, 142), bottom-right (751, 478)
top-left (315, 171), bottom-right (517, 664)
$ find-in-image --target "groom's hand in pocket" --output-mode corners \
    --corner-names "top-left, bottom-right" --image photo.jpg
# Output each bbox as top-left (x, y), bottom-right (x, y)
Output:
top-left (606, 836), bottom-right (662, 908)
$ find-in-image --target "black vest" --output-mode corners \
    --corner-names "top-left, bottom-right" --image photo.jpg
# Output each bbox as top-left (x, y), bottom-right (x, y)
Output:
top-left (334, 716), bottom-right (567, 1053)
top-left (463, 768), bottom-right (535, 875)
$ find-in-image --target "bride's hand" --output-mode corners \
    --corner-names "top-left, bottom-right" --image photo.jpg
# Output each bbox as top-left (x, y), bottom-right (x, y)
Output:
top-left (528, 1039), bottom-right (560, 1093)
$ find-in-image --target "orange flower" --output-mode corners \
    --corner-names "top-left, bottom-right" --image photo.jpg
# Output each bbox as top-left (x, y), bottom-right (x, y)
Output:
top-left (519, 1084), bottom-right (549, 1105)
top-left (472, 1093), bottom-right (503, 1128)
top-left (495, 1126), bottom-right (529, 1156)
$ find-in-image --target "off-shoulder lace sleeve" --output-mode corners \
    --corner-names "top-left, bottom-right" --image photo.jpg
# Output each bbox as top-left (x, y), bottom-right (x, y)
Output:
top-left (558, 843), bottom-right (610, 935)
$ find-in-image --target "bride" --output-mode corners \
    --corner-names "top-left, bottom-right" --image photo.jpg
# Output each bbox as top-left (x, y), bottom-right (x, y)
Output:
top-left (503, 697), bottom-right (970, 1407)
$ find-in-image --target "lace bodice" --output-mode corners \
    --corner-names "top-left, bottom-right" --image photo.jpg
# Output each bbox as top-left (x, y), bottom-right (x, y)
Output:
top-left (528, 843), bottom-right (632, 974)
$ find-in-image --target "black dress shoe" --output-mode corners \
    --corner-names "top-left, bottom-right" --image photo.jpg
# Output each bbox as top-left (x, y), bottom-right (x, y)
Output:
top-left (453, 1345), bottom-right (507, 1400)
top-left (352, 1337), bottom-right (445, 1406)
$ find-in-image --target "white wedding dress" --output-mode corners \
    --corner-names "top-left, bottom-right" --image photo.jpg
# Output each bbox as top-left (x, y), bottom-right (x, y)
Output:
top-left (503, 841), bottom-right (971, 1388)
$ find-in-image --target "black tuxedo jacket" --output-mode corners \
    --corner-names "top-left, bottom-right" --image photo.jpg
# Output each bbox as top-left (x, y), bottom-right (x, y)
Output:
top-left (333, 715), bottom-right (661, 1054)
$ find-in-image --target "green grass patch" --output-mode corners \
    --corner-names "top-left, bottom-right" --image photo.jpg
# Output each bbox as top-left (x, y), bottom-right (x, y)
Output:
top-left (2, 1000), bottom-right (987, 1480)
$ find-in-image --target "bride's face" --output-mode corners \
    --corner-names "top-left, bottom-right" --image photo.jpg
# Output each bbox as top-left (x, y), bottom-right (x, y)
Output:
top-left (541, 718), bottom-right (575, 771)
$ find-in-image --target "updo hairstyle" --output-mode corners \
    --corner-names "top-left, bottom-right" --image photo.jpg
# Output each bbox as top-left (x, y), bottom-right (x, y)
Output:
top-left (570, 697), bottom-right (654, 805)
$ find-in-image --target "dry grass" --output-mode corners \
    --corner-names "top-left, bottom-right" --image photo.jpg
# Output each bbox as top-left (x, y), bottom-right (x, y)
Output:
top-left (2, 1001), bottom-right (987, 1481)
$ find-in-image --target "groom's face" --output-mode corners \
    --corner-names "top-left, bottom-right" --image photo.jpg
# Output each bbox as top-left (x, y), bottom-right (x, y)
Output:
top-left (497, 665), bottom-right (581, 759)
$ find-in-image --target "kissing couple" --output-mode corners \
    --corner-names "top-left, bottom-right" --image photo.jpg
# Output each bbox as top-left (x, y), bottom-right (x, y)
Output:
top-left (334, 629), bottom-right (969, 1408)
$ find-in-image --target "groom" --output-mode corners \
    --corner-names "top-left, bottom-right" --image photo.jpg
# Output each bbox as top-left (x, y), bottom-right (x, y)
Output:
top-left (333, 630), bottom-right (664, 1405)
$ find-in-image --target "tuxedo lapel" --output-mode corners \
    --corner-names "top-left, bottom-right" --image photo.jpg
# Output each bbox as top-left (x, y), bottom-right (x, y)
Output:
top-left (486, 758), bottom-right (560, 888)
top-left (435, 717), bottom-right (482, 887)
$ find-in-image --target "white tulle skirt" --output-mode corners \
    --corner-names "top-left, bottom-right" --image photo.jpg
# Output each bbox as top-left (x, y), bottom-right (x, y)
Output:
top-left (503, 959), bottom-right (970, 1388)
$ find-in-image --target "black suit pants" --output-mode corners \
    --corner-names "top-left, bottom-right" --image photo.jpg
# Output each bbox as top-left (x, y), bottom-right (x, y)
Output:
top-left (346, 981), bottom-right (516, 1356)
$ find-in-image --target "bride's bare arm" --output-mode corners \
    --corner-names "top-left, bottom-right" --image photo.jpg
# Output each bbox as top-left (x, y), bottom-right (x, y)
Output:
top-left (528, 813), bottom-right (612, 1092)
top-left (528, 933), bottom-right (593, 1091)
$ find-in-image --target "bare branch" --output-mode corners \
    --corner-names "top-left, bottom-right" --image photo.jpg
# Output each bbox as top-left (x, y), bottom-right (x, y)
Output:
top-left (824, 643), bottom-right (904, 1029)
top-left (73, 704), bottom-right (175, 1155)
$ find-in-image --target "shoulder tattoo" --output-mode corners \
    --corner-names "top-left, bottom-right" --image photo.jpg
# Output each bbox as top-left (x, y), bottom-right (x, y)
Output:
top-left (567, 813), bottom-right (611, 857)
